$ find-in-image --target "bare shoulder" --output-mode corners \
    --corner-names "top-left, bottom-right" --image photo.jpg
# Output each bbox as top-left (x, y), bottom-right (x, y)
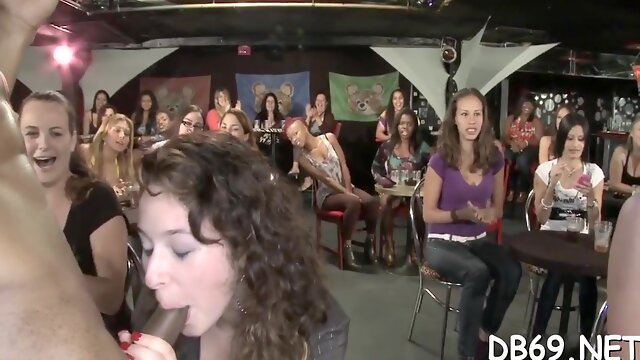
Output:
top-left (612, 145), bottom-right (626, 161)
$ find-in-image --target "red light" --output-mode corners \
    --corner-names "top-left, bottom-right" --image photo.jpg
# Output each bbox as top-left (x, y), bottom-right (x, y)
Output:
top-left (53, 45), bottom-right (74, 65)
top-left (238, 45), bottom-right (251, 56)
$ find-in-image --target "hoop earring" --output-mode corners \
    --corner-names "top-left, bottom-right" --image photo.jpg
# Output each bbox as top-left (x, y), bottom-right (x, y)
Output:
top-left (236, 275), bottom-right (247, 315)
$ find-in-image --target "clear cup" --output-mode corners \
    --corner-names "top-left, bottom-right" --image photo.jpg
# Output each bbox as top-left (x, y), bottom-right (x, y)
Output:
top-left (566, 215), bottom-right (583, 241)
top-left (593, 221), bottom-right (613, 253)
top-left (400, 169), bottom-right (409, 184)
top-left (390, 170), bottom-right (400, 184)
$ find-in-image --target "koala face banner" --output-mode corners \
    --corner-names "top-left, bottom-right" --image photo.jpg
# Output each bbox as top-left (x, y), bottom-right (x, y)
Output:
top-left (329, 72), bottom-right (399, 122)
top-left (140, 75), bottom-right (211, 120)
top-left (235, 72), bottom-right (310, 121)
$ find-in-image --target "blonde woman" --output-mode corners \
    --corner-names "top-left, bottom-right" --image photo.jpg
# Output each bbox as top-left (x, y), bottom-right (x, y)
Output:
top-left (81, 113), bottom-right (136, 188)
top-left (206, 88), bottom-right (241, 131)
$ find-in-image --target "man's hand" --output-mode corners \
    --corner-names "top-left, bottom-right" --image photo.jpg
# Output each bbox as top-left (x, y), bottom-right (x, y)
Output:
top-left (0, 0), bottom-right (58, 33)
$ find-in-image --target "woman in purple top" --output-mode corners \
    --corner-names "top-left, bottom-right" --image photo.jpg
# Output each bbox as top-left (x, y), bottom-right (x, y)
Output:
top-left (422, 88), bottom-right (521, 360)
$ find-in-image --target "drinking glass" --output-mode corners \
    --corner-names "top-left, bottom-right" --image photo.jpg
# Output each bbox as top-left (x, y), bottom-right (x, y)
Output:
top-left (566, 215), bottom-right (583, 241)
top-left (400, 170), bottom-right (409, 185)
top-left (593, 221), bottom-right (613, 253)
top-left (390, 170), bottom-right (400, 184)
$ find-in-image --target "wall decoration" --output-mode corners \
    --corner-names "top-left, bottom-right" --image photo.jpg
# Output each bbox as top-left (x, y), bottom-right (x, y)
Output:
top-left (235, 71), bottom-right (310, 120)
top-left (329, 72), bottom-right (399, 122)
top-left (139, 75), bottom-right (211, 120)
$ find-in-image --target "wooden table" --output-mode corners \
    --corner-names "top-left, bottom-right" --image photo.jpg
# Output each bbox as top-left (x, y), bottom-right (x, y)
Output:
top-left (505, 230), bottom-right (608, 336)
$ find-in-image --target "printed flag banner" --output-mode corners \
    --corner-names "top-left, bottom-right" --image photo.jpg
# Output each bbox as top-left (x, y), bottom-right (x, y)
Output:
top-left (329, 72), bottom-right (399, 122)
top-left (235, 71), bottom-right (310, 120)
top-left (140, 75), bottom-right (211, 120)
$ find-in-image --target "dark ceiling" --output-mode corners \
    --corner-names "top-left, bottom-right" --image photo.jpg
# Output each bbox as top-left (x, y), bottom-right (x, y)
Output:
top-left (40, 0), bottom-right (640, 56)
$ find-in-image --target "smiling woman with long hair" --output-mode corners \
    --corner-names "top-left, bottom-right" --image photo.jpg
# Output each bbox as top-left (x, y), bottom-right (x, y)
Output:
top-left (423, 88), bottom-right (520, 360)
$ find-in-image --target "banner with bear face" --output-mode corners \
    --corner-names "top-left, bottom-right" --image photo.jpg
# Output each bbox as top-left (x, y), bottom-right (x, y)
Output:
top-left (140, 75), bottom-right (212, 121)
top-left (329, 72), bottom-right (399, 122)
top-left (235, 71), bottom-right (310, 121)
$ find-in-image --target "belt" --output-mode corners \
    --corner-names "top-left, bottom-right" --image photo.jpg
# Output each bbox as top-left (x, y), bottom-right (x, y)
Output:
top-left (428, 232), bottom-right (487, 243)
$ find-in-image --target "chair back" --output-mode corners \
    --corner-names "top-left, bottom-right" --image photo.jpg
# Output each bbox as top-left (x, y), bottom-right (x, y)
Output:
top-left (333, 122), bottom-right (342, 138)
top-left (589, 301), bottom-right (608, 359)
top-left (503, 159), bottom-right (511, 196)
top-left (524, 189), bottom-right (539, 231)
top-left (409, 177), bottom-right (427, 264)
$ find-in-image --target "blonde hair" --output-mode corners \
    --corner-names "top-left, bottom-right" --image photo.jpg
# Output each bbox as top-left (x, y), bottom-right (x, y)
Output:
top-left (89, 113), bottom-right (136, 184)
top-left (215, 88), bottom-right (231, 115)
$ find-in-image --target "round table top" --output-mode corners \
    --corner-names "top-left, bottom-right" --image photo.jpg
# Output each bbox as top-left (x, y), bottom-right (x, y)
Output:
top-left (374, 183), bottom-right (419, 198)
top-left (505, 230), bottom-right (608, 278)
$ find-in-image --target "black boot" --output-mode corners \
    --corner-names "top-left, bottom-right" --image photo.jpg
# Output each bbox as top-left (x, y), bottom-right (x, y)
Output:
top-left (363, 234), bottom-right (378, 265)
top-left (342, 244), bottom-right (362, 271)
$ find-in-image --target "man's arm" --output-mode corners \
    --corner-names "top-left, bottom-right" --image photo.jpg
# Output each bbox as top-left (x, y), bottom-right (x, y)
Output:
top-left (0, 2), bottom-right (123, 358)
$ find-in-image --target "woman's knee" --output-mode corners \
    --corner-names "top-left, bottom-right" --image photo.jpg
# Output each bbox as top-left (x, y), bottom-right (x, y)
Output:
top-left (464, 262), bottom-right (491, 287)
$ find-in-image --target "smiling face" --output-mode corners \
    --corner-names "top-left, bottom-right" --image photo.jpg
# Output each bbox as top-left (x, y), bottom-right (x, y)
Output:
top-left (315, 94), bottom-right (328, 115)
top-left (103, 119), bottom-right (131, 154)
top-left (286, 120), bottom-right (308, 148)
top-left (562, 125), bottom-right (586, 160)
top-left (396, 113), bottom-right (416, 140)
top-left (95, 92), bottom-right (108, 111)
top-left (392, 91), bottom-right (404, 111)
top-left (220, 113), bottom-right (249, 143)
top-left (265, 95), bottom-right (276, 112)
top-left (20, 100), bottom-right (76, 187)
top-left (138, 188), bottom-right (235, 337)
top-left (454, 95), bottom-right (484, 142)
top-left (521, 100), bottom-right (535, 117)
top-left (216, 92), bottom-right (229, 109)
top-left (141, 94), bottom-right (153, 111)
top-left (156, 112), bottom-right (170, 132)
top-left (179, 112), bottom-right (204, 135)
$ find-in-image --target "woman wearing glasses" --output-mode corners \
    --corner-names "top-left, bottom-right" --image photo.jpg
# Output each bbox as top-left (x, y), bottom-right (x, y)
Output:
top-left (151, 105), bottom-right (204, 150)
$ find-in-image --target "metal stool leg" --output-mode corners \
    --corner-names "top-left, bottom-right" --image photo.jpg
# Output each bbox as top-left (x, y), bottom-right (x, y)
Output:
top-left (441, 286), bottom-right (452, 360)
top-left (408, 276), bottom-right (424, 341)
top-left (526, 275), bottom-right (541, 340)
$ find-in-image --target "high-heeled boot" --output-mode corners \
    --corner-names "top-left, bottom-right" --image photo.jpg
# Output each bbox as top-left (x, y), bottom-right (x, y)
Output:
top-left (363, 234), bottom-right (378, 265)
top-left (342, 243), bottom-right (362, 271)
top-left (381, 234), bottom-right (396, 268)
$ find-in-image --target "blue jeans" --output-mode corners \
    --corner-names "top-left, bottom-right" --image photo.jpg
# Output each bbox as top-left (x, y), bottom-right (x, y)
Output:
top-left (531, 272), bottom-right (598, 337)
top-left (425, 236), bottom-right (522, 358)
top-left (505, 146), bottom-right (538, 193)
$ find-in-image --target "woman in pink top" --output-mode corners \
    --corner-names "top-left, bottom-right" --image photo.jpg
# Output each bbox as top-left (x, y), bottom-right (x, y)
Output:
top-left (205, 88), bottom-right (240, 131)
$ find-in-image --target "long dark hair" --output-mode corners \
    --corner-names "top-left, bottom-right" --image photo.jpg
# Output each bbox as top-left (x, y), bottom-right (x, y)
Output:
top-left (388, 107), bottom-right (422, 154)
top-left (95, 103), bottom-right (118, 130)
top-left (437, 88), bottom-right (498, 172)
top-left (384, 89), bottom-right (404, 132)
top-left (513, 94), bottom-right (537, 123)
top-left (546, 104), bottom-right (574, 157)
top-left (132, 90), bottom-right (158, 136)
top-left (90, 90), bottom-right (109, 113)
top-left (255, 92), bottom-right (284, 126)
top-left (554, 112), bottom-right (590, 163)
top-left (139, 132), bottom-right (328, 360)
top-left (20, 91), bottom-right (97, 203)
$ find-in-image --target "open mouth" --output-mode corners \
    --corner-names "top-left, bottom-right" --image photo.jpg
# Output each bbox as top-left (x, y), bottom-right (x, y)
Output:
top-left (33, 156), bottom-right (57, 168)
top-left (465, 128), bottom-right (478, 135)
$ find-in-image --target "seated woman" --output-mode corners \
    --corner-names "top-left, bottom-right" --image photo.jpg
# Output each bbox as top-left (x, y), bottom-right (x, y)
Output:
top-left (290, 92), bottom-right (337, 190)
top-left (205, 88), bottom-right (240, 131)
top-left (371, 108), bottom-right (429, 268)
top-left (532, 112), bottom-right (604, 338)
top-left (119, 132), bottom-right (349, 360)
top-left (19, 90), bottom-right (129, 337)
top-left (80, 113), bottom-right (136, 189)
top-left (151, 105), bottom-right (205, 151)
top-left (220, 108), bottom-right (259, 151)
top-left (423, 88), bottom-right (521, 360)
top-left (538, 104), bottom-right (573, 164)
top-left (286, 119), bottom-right (379, 272)
top-left (375, 89), bottom-right (405, 143)
top-left (502, 95), bottom-right (544, 202)
top-left (83, 90), bottom-right (109, 136)
top-left (608, 114), bottom-right (640, 195)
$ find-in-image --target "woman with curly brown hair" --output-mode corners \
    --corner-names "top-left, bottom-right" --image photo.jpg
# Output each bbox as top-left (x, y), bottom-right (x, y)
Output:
top-left (118, 132), bottom-right (347, 360)
top-left (423, 88), bottom-right (521, 360)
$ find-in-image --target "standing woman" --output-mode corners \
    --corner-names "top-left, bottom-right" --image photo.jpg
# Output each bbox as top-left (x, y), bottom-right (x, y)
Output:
top-left (422, 88), bottom-right (521, 360)
top-left (83, 90), bottom-right (109, 136)
top-left (502, 95), bottom-right (544, 202)
top-left (375, 89), bottom-right (405, 143)
top-left (538, 104), bottom-right (574, 164)
top-left (531, 113), bottom-right (604, 337)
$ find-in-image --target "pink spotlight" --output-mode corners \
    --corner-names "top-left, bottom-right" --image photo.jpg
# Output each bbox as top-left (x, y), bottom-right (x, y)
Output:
top-left (53, 45), bottom-right (74, 66)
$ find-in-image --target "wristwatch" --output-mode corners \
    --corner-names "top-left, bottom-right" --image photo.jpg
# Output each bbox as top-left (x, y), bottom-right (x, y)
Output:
top-left (587, 199), bottom-right (598, 209)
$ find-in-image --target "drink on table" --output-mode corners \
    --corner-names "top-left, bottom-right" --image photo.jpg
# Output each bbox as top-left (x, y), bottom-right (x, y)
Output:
top-left (566, 215), bottom-right (583, 242)
top-left (593, 220), bottom-right (613, 253)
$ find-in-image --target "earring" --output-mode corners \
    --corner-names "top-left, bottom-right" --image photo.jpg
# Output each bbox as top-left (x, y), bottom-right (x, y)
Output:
top-left (235, 275), bottom-right (247, 315)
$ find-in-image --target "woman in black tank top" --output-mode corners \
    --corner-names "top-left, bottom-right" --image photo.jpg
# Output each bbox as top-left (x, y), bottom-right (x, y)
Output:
top-left (608, 115), bottom-right (640, 195)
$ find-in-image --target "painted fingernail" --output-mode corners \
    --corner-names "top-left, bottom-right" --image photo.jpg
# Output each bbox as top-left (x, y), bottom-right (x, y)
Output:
top-left (120, 342), bottom-right (130, 350)
top-left (131, 332), bottom-right (142, 342)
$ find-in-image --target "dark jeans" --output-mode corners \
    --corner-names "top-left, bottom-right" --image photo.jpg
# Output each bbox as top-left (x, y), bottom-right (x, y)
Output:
top-left (531, 272), bottom-right (598, 337)
top-left (425, 236), bottom-right (522, 358)
top-left (505, 146), bottom-right (538, 193)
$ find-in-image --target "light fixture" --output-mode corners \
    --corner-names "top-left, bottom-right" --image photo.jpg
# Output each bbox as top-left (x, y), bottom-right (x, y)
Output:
top-left (53, 45), bottom-right (74, 66)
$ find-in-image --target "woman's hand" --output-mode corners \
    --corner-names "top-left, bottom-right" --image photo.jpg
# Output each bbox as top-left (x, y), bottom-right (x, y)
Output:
top-left (119, 331), bottom-right (177, 360)
top-left (575, 182), bottom-right (595, 202)
top-left (455, 202), bottom-right (479, 222)
top-left (549, 162), bottom-right (567, 185)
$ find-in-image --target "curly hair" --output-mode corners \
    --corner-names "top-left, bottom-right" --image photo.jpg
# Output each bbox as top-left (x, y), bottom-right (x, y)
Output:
top-left (139, 132), bottom-right (328, 360)
top-left (437, 88), bottom-right (499, 172)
